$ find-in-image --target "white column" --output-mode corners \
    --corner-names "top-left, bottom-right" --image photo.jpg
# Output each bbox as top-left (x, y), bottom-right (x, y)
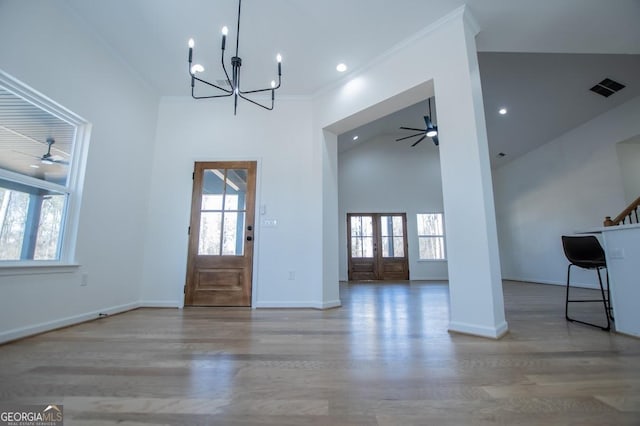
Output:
top-left (436, 13), bottom-right (508, 338)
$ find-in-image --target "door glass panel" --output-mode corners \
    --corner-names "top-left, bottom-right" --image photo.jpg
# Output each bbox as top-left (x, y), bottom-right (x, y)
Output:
top-left (202, 169), bottom-right (225, 197)
top-left (381, 215), bottom-right (404, 258)
top-left (351, 237), bottom-right (362, 257)
top-left (351, 216), bottom-right (362, 236)
top-left (199, 168), bottom-right (249, 256)
top-left (199, 212), bottom-right (222, 255)
top-left (224, 169), bottom-right (247, 210)
top-left (350, 216), bottom-right (373, 258)
top-left (222, 212), bottom-right (245, 255)
top-left (362, 236), bottom-right (374, 257)
top-left (393, 237), bottom-right (404, 257)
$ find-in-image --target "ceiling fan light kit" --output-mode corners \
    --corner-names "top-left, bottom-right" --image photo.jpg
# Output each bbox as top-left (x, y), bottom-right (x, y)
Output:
top-left (396, 97), bottom-right (439, 146)
top-left (187, 0), bottom-right (282, 115)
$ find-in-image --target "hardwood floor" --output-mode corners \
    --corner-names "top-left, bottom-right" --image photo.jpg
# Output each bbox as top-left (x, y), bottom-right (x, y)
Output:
top-left (1, 281), bottom-right (639, 425)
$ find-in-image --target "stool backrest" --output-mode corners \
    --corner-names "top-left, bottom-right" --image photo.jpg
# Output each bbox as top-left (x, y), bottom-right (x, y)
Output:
top-left (561, 235), bottom-right (606, 268)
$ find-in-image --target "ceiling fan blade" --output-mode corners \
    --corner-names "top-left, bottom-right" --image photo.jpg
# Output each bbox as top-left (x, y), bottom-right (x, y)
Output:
top-left (432, 135), bottom-right (440, 146)
top-left (399, 126), bottom-right (427, 132)
top-left (396, 132), bottom-right (425, 142)
top-left (411, 135), bottom-right (427, 147)
top-left (12, 150), bottom-right (40, 160)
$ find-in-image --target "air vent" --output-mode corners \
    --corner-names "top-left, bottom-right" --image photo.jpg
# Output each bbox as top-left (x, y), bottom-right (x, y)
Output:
top-left (590, 78), bottom-right (626, 98)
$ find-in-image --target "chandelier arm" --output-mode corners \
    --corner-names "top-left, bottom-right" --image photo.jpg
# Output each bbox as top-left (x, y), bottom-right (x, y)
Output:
top-left (192, 75), bottom-right (233, 93)
top-left (192, 92), bottom-right (235, 100)
top-left (240, 87), bottom-right (275, 95)
top-left (240, 75), bottom-right (282, 94)
top-left (238, 92), bottom-right (275, 111)
top-left (191, 93), bottom-right (238, 99)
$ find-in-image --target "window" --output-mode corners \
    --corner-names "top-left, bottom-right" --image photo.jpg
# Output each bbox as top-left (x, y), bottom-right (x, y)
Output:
top-left (417, 213), bottom-right (446, 260)
top-left (0, 70), bottom-right (89, 264)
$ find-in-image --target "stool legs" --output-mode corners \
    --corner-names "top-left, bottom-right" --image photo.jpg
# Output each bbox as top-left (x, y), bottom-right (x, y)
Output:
top-left (565, 263), bottom-right (611, 331)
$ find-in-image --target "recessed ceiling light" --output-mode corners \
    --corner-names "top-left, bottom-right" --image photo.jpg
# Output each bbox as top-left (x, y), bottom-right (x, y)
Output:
top-left (336, 63), bottom-right (347, 73)
top-left (498, 107), bottom-right (508, 115)
top-left (352, 135), bottom-right (359, 141)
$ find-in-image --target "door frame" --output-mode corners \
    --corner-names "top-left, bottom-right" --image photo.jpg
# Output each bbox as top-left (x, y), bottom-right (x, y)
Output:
top-left (347, 212), bottom-right (410, 281)
top-left (184, 160), bottom-right (258, 307)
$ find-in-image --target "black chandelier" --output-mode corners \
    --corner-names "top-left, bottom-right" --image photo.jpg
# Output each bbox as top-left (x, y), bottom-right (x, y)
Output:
top-left (187, 0), bottom-right (282, 115)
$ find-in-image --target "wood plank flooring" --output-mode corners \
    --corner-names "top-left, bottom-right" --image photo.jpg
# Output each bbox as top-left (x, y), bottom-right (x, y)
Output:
top-left (0, 281), bottom-right (639, 425)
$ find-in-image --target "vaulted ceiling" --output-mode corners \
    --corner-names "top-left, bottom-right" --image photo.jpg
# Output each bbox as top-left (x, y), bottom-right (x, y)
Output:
top-left (56, 1), bottom-right (640, 163)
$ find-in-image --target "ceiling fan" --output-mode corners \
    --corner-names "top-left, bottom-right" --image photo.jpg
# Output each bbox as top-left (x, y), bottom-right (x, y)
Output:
top-left (40, 137), bottom-right (69, 165)
top-left (396, 97), bottom-right (439, 146)
top-left (14, 137), bottom-right (69, 165)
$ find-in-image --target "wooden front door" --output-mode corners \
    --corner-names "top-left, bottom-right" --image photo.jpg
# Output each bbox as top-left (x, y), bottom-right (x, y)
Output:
top-left (185, 161), bottom-right (256, 306)
top-left (347, 213), bottom-right (409, 281)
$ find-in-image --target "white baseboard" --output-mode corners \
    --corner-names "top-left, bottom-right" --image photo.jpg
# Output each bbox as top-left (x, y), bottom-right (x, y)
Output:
top-left (410, 276), bottom-right (449, 281)
top-left (0, 301), bottom-right (140, 344)
top-left (139, 300), bottom-right (181, 308)
top-left (449, 320), bottom-right (509, 339)
top-left (319, 299), bottom-right (341, 309)
top-left (255, 299), bottom-right (342, 310)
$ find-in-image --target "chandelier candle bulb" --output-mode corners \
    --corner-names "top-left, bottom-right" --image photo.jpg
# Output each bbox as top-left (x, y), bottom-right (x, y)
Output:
top-left (188, 38), bottom-right (194, 62)
top-left (221, 27), bottom-right (228, 50)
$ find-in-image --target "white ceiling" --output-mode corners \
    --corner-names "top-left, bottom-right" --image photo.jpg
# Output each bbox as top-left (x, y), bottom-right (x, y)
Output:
top-left (61, 0), bottom-right (640, 163)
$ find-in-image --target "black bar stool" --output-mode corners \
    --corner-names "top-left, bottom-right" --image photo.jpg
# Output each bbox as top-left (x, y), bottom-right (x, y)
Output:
top-left (561, 235), bottom-right (613, 331)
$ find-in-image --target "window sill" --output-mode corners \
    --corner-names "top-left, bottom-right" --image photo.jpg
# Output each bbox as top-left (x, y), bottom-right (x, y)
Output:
top-left (0, 262), bottom-right (80, 277)
top-left (417, 259), bottom-right (448, 263)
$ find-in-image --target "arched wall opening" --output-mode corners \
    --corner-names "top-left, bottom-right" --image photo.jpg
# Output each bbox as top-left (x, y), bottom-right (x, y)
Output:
top-left (313, 6), bottom-right (508, 338)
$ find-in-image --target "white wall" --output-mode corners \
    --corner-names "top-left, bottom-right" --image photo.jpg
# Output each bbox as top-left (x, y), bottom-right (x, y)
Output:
top-left (338, 135), bottom-right (448, 281)
top-left (139, 97), bottom-right (325, 308)
top-left (494, 95), bottom-right (640, 287)
top-left (0, 1), bottom-right (159, 342)
top-left (616, 136), bottom-right (640, 205)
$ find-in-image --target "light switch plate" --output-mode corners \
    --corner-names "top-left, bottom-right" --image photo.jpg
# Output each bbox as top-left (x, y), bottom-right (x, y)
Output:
top-left (263, 219), bottom-right (278, 227)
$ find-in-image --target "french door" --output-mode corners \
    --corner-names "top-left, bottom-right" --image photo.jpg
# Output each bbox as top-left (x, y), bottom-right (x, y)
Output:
top-left (347, 213), bottom-right (409, 281)
top-left (184, 161), bottom-right (256, 306)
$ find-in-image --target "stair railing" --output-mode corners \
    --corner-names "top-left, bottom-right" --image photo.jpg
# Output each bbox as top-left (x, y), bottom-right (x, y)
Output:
top-left (604, 195), bottom-right (640, 226)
